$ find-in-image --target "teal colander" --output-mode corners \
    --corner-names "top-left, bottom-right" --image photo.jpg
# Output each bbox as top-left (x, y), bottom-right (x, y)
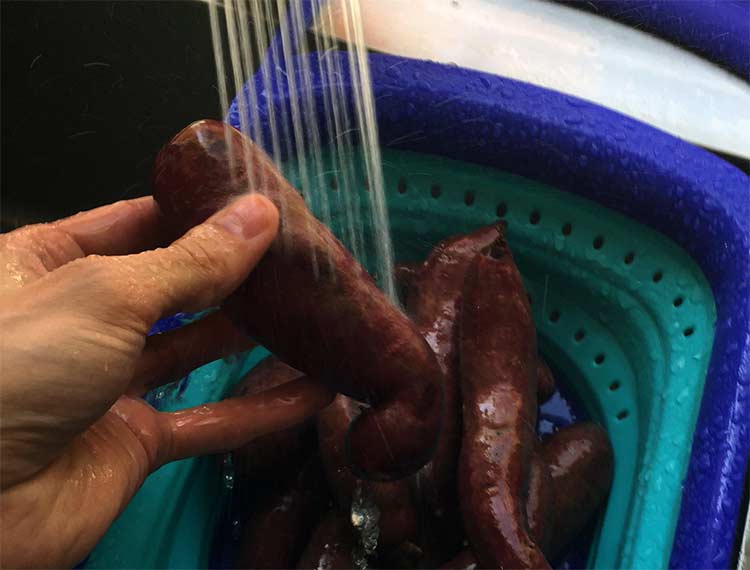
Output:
top-left (86, 147), bottom-right (716, 570)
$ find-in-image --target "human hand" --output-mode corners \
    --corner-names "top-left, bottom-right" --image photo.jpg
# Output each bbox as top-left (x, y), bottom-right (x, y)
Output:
top-left (0, 194), bottom-right (333, 568)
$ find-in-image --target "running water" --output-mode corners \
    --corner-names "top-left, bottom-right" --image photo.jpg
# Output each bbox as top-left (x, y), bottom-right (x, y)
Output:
top-left (206, 0), bottom-right (397, 302)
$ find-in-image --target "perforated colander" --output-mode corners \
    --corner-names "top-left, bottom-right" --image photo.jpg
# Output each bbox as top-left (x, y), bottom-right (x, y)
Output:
top-left (86, 145), bottom-right (716, 570)
top-left (85, 51), bottom-right (748, 570)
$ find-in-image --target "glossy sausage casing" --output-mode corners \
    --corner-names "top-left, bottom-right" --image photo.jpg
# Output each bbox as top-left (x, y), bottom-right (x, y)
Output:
top-left (458, 233), bottom-right (549, 569)
top-left (542, 422), bottom-right (614, 561)
top-left (230, 356), bottom-right (311, 486)
top-left (297, 511), bottom-right (356, 570)
top-left (317, 394), bottom-right (417, 549)
top-left (152, 120), bottom-right (443, 480)
top-left (234, 455), bottom-right (327, 569)
top-left (408, 225), bottom-right (500, 561)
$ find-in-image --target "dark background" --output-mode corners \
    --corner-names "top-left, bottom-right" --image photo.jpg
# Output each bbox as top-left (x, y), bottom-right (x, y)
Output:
top-left (1, 0), bottom-right (229, 230)
top-left (2, 1), bottom-right (747, 231)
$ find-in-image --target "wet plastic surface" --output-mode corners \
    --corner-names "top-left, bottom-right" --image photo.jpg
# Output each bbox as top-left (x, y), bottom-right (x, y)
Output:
top-left (230, 51), bottom-right (748, 569)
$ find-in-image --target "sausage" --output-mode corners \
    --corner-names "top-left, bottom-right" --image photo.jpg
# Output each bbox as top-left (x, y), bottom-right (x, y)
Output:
top-left (440, 549), bottom-right (478, 570)
top-left (457, 231), bottom-right (549, 569)
top-left (317, 394), bottom-right (417, 549)
top-left (526, 453), bottom-right (554, 552)
top-left (436, 455), bottom-right (552, 570)
top-left (297, 511), bottom-right (357, 570)
top-left (536, 360), bottom-right (557, 405)
top-left (408, 225), bottom-right (500, 563)
top-left (541, 422), bottom-right (613, 561)
top-left (393, 261), bottom-right (422, 313)
top-left (230, 356), bottom-right (313, 486)
top-left (234, 455), bottom-right (328, 569)
top-left (152, 120), bottom-right (443, 480)
top-left (377, 540), bottom-right (424, 569)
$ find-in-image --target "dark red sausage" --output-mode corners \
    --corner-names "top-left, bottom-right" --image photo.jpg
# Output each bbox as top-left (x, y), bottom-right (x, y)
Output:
top-left (152, 120), bottom-right (443, 480)
top-left (536, 360), bottom-right (557, 405)
top-left (526, 453), bottom-right (554, 552)
top-left (234, 455), bottom-right (328, 569)
top-left (317, 395), bottom-right (417, 549)
top-left (296, 511), bottom-right (357, 570)
top-left (440, 549), bottom-right (478, 570)
top-left (393, 261), bottom-right (422, 313)
top-left (541, 422), bottom-right (613, 561)
top-left (458, 232), bottom-right (549, 569)
top-left (408, 225), bottom-right (501, 562)
top-left (230, 356), bottom-right (312, 485)
top-left (439, 455), bottom-right (552, 570)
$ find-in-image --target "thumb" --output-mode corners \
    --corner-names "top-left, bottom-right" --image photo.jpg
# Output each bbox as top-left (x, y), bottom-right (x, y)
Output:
top-left (104, 192), bottom-right (278, 327)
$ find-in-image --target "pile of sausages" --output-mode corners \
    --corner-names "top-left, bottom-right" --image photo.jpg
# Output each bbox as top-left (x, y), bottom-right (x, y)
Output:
top-left (152, 121), bottom-right (614, 570)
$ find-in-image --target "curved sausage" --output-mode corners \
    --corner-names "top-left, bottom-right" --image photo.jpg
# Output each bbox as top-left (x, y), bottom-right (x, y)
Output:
top-left (536, 360), bottom-right (557, 405)
top-left (408, 225), bottom-right (500, 562)
top-left (230, 356), bottom-right (312, 485)
top-left (393, 261), bottom-right (422, 313)
top-left (317, 395), bottom-right (417, 549)
top-left (526, 453), bottom-right (554, 552)
top-left (457, 232), bottom-right (549, 569)
top-left (152, 120), bottom-right (443, 480)
top-left (438, 455), bottom-right (552, 570)
top-left (297, 511), bottom-right (356, 570)
top-left (541, 422), bottom-right (613, 561)
top-left (440, 549), bottom-right (478, 570)
top-left (234, 455), bottom-right (328, 569)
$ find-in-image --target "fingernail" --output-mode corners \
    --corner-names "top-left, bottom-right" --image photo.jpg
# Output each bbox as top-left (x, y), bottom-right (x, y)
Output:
top-left (212, 194), bottom-right (277, 239)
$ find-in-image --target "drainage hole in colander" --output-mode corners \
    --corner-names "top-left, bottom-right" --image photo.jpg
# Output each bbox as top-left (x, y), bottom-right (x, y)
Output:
top-left (673, 296), bottom-right (684, 307)
top-left (616, 409), bottom-right (629, 421)
top-left (464, 191), bottom-right (475, 206)
top-left (561, 223), bottom-right (572, 236)
top-left (594, 353), bottom-right (606, 365)
top-left (397, 177), bottom-right (407, 194)
top-left (529, 210), bottom-right (541, 225)
top-left (652, 271), bottom-right (663, 283)
top-left (574, 329), bottom-right (586, 342)
top-left (430, 184), bottom-right (441, 199)
top-left (624, 251), bottom-right (635, 265)
top-left (548, 310), bottom-right (560, 323)
top-left (527, 293), bottom-right (533, 305)
top-left (683, 326), bottom-right (695, 337)
top-left (496, 202), bottom-right (508, 217)
top-left (609, 380), bottom-right (621, 391)
top-left (593, 235), bottom-right (605, 249)
top-left (330, 176), bottom-right (338, 191)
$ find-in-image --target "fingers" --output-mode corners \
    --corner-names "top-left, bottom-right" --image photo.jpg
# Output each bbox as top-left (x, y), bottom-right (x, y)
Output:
top-left (129, 309), bottom-right (255, 396)
top-left (158, 376), bottom-right (333, 465)
top-left (0, 198), bottom-right (168, 290)
top-left (55, 196), bottom-right (169, 256)
top-left (108, 193), bottom-right (279, 326)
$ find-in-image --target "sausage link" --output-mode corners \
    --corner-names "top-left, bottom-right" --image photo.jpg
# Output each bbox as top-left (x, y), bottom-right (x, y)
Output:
top-left (317, 394), bottom-right (418, 549)
top-left (541, 422), bottom-right (613, 561)
top-left (234, 455), bottom-right (328, 569)
top-left (152, 120), bottom-right (443, 480)
top-left (409, 225), bottom-right (501, 563)
top-left (297, 511), bottom-right (357, 570)
top-left (536, 360), bottom-right (557, 405)
top-left (457, 232), bottom-right (549, 569)
top-left (526, 453), bottom-right (554, 552)
top-left (230, 356), bottom-right (312, 486)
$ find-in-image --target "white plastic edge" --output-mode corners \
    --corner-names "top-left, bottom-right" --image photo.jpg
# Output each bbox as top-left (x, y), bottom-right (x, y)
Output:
top-left (317, 0), bottom-right (750, 159)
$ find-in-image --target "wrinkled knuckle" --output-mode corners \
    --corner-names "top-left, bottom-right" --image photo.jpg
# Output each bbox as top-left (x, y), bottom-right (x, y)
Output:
top-left (0, 223), bottom-right (44, 252)
top-left (68, 255), bottom-right (124, 297)
top-left (174, 237), bottom-right (228, 284)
